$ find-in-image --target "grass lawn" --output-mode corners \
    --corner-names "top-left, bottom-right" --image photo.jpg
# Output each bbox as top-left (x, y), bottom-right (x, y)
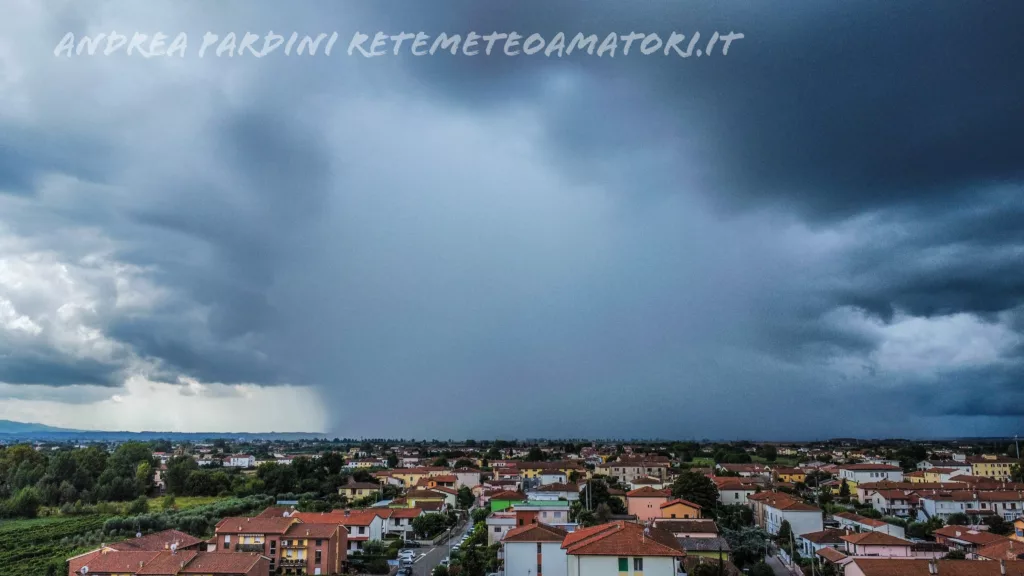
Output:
top-left (689, 457), bottom-right (716, 466)
top-left (149, 495), bottom-right (223, 511)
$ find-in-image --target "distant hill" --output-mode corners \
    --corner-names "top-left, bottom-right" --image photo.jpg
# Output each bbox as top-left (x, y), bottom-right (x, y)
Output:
top-left (0, 420), bottom-right (324, 442)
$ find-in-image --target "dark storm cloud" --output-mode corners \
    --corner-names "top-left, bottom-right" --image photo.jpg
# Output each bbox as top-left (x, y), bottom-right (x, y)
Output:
top-left (2, 0), bottom-right (1023, 437)
top-left (0, 354), bottom-right (122, 388)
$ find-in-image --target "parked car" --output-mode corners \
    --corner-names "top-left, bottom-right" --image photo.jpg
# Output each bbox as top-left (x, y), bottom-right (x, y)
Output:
top-left (397, 569), bottom-right (412, 576)
top-left (403, 540), bottom-right (421, 548)
top-left (398, 550), bottom-right (415, 558)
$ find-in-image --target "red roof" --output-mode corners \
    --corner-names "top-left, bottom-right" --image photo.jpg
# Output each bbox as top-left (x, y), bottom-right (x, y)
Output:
top-left (503, 523), bottom-right (569, 543)
top-left (850, 559), bottom-right (1024, 576)
top-left (489, 490), bottom-right (527, 500)
top-left (292, 510), bottom-right (380, 527)
top-left (834, 512), bottom-right (888, 528)
top-left (748, 492), bottom-right (820, 512)
top-left (285, 523), bottom-right (340, 538)
top-left (137, 551), bottom-right (199, 574)
top-left (839, 464), bottom-right (901, 471)
top-left (935, 525), bottom-right (1009, 546)
top-left (215, 516), bottom-right (296, 534)
top-left (626, 486), bottom-right (671, 498)
top-left (562, 521), bottom-right (684, 557)
top-left (78, 551), bottom-right (163, 573)
top-left (842, 532), bottom-right (911, 546)
top-left (391, 508), bottom-right (424, 518)
top-left (179, 552), bottom-right (267, 574)
top-left (108, 529), bottom-right (204, 551)
top-left (660, 498), bottom-right (702, 510)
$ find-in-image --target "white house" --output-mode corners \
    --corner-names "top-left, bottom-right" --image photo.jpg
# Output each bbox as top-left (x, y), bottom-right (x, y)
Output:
top-left (539, 472), bottom-right (569, 486)
top-left (527, 483), bottom-right (580, 502)
top-left (453, 468), bottom-right (482, 489)
top-left (224, 454), bottom-right (256, 468)
top-left (833, 512), bottom-right (906, 538)
top-left (502, 523), bottom-right (569, 576)
top-left (563, 521), bottom-right (684, 576)
top-left (749, 492), bottom-right (823, 537)
top-left (917, 490), bottom-right (1024, 523)
top-left (515, 501), bottom-right (575, 532)
top-left (713, 478), bottom-right (758, 506)
top-left (487, 511), bottom-right (517, 545)
top-left (838, 464), bottom-right (904, 485)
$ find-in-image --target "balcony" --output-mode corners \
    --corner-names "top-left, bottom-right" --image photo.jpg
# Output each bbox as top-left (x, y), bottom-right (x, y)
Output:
top-left (235, 543), bottom-right (264, 553)
top-left (281, 540), bottom-right (307, 548)
top-left (278, 557), bottom-right (307, 567)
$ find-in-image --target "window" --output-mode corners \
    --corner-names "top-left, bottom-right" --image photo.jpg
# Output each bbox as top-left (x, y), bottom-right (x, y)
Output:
top-left (494, 527), bottom-right (501, 532)
top-left (634, 558), bottom-right (644, 571)
top-left (315, 550), bottom-right (322, 564)
top-left (618, 558), bottom-right (628, 571)
top-left (359, 527), bottom-right (365, 534)
top-left (224, 535), bottom-right (231, 544)
top-left (538, 564), bottom-right (543, 575)
top-left (316, 539), bottom-right (322, 546)
top-left (519, 519), bottom-right (524, 526)
top-left (537, 543), bottom-right (542, 553)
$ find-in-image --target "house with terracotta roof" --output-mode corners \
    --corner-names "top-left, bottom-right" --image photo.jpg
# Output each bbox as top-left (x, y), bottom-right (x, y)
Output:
top-left (626, 487), bottom-right (671, 522)
top-left (596, 455), bottom-right (671, 483)
top-left (278, 522), bottom-right (346, 575)
top-left (976, 538), bottom-right (1024, 561)
top-left (846, 558), bottom-right (1024, 576)
top-left (490, 490), bottom-right (528, 512)
top-left (968, 455), bottom-right (1021, 481)
top-left (796, 528), bottom-right (849, 558)
top-left (841, 531), bottom-right (915, 557)
top-left (487, 510), bottom-right (518, 545)
top-left (212, 515), bottom-right (299, 570)
top-left (714, 464), bottom-right (771, 478)
top-left (527, 482), bottom-right (581, 502)
top-left (69, 550), bottom-right (270, 576)
top-left (502, 523), bottom-right (570, 576)
top-left (561, 521), bottom-right (685, 576)
top-left (514, 500), bottom-right (575, 531)
top-left (712, 477), bottom-right (759, 506)
top-left (338, 477), bottom-right (381, 501)
top-left (748, 492), bottom-right (822, 537)
top-left (660, 499), bottom-right (702, 520)
top-left (834, 512), bottom-right (906, 538)
top-left (382, 507), bottom-right (423, 540)
top-left (917, 489), bottom-right (1024, 523)
top-left (934, 525), bottom-right (1010, 557)
top-left (864, 488), bottom-right (918, 518)
top-left (628, 476), bottom-right (668, 490)
top-left (68, 528), bottom-right (206, 572)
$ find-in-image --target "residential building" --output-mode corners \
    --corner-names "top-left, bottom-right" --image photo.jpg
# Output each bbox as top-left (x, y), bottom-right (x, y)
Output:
top-left (968, 455), bottom-right (1021, 481)
top-left (527, 482), bottom-right (580, 502)
top-left (338, 478), bottom-right (381, 501)
top-left (626, 487), bottom-right (670, 522)
top-left (846, 558), bottom-right (1024, 576)
top-left (714, 464), bottom-right (771, 478)
top-left (514, 500), bottom-right (574, 531)
top-left (934, 525), bottom-right (1010, 557)
top-left (487, 510), bottom-right (518, 545)
top-left (863, 489), bottom-right (917, 518)
top-left (490, 490), bottom-right (528, 512)
top-left (502, 523), bottom-right (569, 576)
top-left (660, 499), bottom-right (702, 519)
top-left (833, 512), bottom-right (906, 538)
top-left (212, 516), bottom-right (298, 572)
top-left (916, 490), bottom-right (1024, 522)
top-left (453, 467), bottom-right (483, 488)
top-left (278, 522), bottom-right (346, 575)
top-left (562, 521), bottom-right (685, 576)
top-left (628, 476), bottom-right (667, 490)
top-left (291, 510), bottom-right (385, 554)
top-left (69, 551), bottom-right (270, 576)
top-left (225, 454), bottom-right (257, 468)
top-left (381, 508), bottom-right (422, 540)
top-left (917, 460), bottom-right (973, 472)
top-left (518, 461), bottom-right (587, 483)
top-left (797, 528), bottom-right (849, 558)
top-left (773, 468), bottom-right (806, 484)
top-left (677, 537), bottom-right (730, 562)
top-left (596, 455), bottom-right (671, 483)
top-left (748, 492), bottom-right (822, 537)
top-left (712, 477), bottom-right (758, 506)
top-left (838, 464), bottom-right (904, 489)
top-left (841, 531), bottom-right (915, 557)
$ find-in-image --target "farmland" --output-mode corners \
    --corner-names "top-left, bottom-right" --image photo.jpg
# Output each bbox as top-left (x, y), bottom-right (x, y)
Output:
top-left (0, 516), bottom-right (107, 576)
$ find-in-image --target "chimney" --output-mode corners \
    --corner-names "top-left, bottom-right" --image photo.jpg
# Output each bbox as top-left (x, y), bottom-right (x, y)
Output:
top-left (1000, 560), bottom-right (1006, 576)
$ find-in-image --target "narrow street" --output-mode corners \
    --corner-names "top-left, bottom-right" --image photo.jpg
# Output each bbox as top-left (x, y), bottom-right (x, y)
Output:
top-left (766, 555), bottom-right (801, 576)
top-left (412, 518), bottom-right (475, 576)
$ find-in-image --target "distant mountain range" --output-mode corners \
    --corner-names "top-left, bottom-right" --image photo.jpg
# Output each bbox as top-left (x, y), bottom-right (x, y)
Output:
top-left (0, 419), bottom-right (325, 442)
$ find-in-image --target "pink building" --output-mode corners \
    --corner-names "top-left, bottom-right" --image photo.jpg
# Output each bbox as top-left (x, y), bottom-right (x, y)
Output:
top-left (626, 486), bottom-right (670, 522)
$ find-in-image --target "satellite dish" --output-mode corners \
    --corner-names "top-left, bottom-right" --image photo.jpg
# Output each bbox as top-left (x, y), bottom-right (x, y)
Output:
top-left (80, 567), bottom-right (89, 575)
top-left (170, 543), bottom-right (178, 553)
top-left (136, 532), bottom-right (143, 538)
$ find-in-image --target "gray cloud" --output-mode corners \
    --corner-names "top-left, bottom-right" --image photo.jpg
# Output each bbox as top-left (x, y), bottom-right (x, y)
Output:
top-left (0, 0), bottom-right (1022, 437)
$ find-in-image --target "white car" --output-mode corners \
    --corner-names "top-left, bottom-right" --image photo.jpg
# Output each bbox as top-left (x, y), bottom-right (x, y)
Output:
top-left (398, 550), bottom-right (415, 558)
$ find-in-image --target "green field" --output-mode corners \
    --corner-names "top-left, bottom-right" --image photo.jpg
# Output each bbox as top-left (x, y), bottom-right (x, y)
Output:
top-left (148, 495), bottom-right (223, 511)
top-left (0, 516), bottom-right (108, 576)
top-left (690, 457), bottom-right (716, 466)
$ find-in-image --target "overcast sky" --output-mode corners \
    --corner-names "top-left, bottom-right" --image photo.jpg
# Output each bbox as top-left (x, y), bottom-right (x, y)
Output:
top-left (1, 1), bottom-right (1022, 439)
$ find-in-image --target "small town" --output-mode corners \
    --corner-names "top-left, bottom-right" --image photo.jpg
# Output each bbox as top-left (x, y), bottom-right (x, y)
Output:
top-left (0, 438), bottom-right (1022, 576)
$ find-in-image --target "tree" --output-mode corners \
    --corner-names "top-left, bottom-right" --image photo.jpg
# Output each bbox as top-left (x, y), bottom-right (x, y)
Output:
top-left (670, 471), bottom-right (719, 512)
top-left (3, 486), bottom-right (42, 518)
top-left (526, 447), bottom-right (545, 461)
top-left (126, 496), bottom-right (149, 515)
top-left (432, 565), bottom-right (450, 576)
top-left (758, 445), bottom-right (778, 462)
top-left (749, 562), bottom-right (775, 576)
top-left (944, 549), bottom-right (966, 560)
top-left (716, 504), bottom-right (754, 531)
top-left (946, 512), bottom-right (970, 526)
top-left (595, 502), bottom-right (612, 523)
top-left (839, 480), bottom-right (850, 498)
top-left (386, 453), bottom-right (399, 468)
top-left (433, 457), bottom-right (450, 467)
top-left (165, 456), bottom-right (199, 495)
top-left (453, 459), bottom-right (475, 469)
top-left (456, 486), bottom-right (474, 509)
top-left (776, 520), bottom-right (793, 545)
top-left (906, 517), bottom-right (944, 540)
top-left (1011, 464), bottom-right (1023, 483)
top-left (982, 515), bottom-right (1011, 535)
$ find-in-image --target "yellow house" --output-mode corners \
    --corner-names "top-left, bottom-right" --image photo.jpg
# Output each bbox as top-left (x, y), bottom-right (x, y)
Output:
top-left (339, 479), bottom-right (381, 500)
top-left (387, 467), bottom-right (447, 487)
top-left (905, 471), bottom-right (927, 483)
top-left (660, 499), bottom-right (702, 519)
top-left (517, 461), bottom-right (587, 480)
top-left (969, 455), bottom-right (1019, 481)
top-left (406, 489), bottom-right (445, 508)
top-left (774, 468), bottom-right (806, 484)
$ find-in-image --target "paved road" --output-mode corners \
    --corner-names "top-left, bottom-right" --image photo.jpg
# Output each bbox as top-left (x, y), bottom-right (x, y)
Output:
top-left (766, 555), bottom-right (800, 576)
top-left (412, 520), bottom-right (474, 576)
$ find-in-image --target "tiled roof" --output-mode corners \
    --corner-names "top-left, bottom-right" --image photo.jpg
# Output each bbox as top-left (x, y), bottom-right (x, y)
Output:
top-left (651, 519), bottom-right (717, 535)
top-left (489, 490), bottom-right (527, 500)
top-left (842, 531), bottom-right (911, 546)
top-left (749, 492), bottom-right (820, 512)
top-left (136, 551), bottom-right (199, 574)
top-left (77, 551), bottom-right (163, 573)
top-left (285, 522), bottom-right (339, 538)
top-left (815, 547), bottom-right (848, 564)
top-left (503, 523), bottom-right (569, 543)
top-left (935, 525), bottom-right (1009, 546)
top-left (291, 510), bottom-right (379, 527)
top-left (419, 501), bottom-right (445, 511)
top-left (630, 476), bottom-right (664, 485)
top-left (626, 486), bottom-right (670, 498)
top-left (799, 528), bottom-right (849, 544)
top-left (256, 507), bottom-right (292, 518)
top-left (391, 508), bottom-right (423, 518)
top-left (850, 559), bottom-right (1024, 576)
top-left (660, 498), bottom-right (701, 510)
top-left (215, 516), bottom-right (296, 534)
top-left (179, 552), bottom-right (266, 574)
top-left (975, 539), bottom-right (1024, 561)
top-left (406, 489), bottom-right (445, 499)
top-left (533, 482), bottom-right (579, 492)
top-left (562, 521), bottom-right (684, 557)
top-left (109, 529), bottom-right (204, 551)
top-left (839, 464), bottom-right (902, 471)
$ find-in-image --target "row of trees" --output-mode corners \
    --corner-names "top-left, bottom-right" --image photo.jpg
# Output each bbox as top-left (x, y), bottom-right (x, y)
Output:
top-left (0, 443), bottom-right (157, 518)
